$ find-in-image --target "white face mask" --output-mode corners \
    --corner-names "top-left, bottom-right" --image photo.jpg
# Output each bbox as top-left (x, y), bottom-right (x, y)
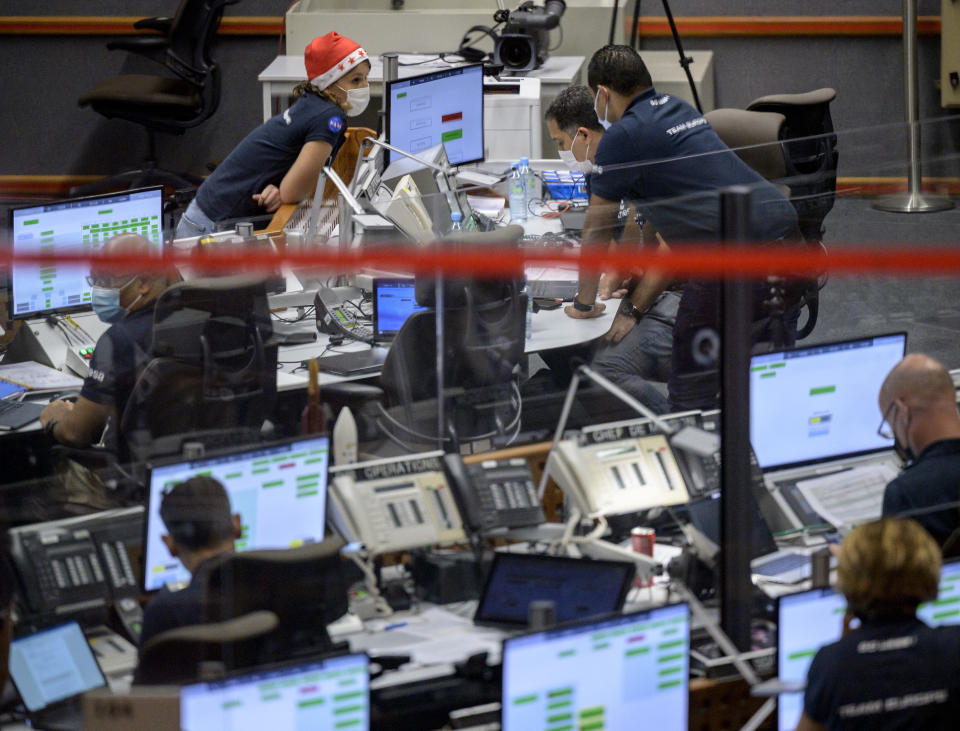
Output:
top-left (339, 85), bottom-right (370, 116)
top-left (561, 130), bottom-right (594, 175)
top-left (594, 87), bottom-right (612, 130)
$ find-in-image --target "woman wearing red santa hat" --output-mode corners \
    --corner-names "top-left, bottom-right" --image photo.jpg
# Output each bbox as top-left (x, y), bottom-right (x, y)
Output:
top-left (176, 31), bottom-right (370, 238)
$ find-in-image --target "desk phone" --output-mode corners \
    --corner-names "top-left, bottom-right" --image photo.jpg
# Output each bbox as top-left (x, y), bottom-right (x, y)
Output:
top-left (443, 454), bottom-right (545, 534)
top-left (328, 451), bottom-right (466, 555)
top-left (625, 411), bottom-right (719, 500)
top-left (9, 507), bottom-right (144, 640)
top-left (314, 286), bottom-right (373, 343)
top-left (547, 427), bottom-right (690, 518)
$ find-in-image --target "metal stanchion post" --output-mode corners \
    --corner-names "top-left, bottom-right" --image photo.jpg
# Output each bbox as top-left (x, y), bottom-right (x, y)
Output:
top-left (872, 0), bottom-right (953, 213)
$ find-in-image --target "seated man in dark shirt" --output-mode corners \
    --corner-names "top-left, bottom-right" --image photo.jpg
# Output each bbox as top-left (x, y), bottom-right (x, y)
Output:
top-left (139, 476), bottom-right (241, 648)
top-left (39, 233), bottom-right (168, 450)
top-left (799, 518), bottom-right (960, 730)
top-left (878, 353), bottom-right (960, 548)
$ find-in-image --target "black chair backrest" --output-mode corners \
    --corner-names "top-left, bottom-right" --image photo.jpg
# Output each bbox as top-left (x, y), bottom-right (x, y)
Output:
top-left (165, 0), bottom-right (238, 86)
top-left (203, 539), bottom-right (350, 665)
top-left (118, 276), bottom-right (276, 461)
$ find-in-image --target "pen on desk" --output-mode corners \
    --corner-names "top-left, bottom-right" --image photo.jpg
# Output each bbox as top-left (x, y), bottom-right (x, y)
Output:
top-left (383, 622), bottom-right (408, 631)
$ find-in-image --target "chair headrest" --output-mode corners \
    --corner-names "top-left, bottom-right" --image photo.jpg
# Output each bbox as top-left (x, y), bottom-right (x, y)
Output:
top-left (747, 88), bottom-right (837, 109)
top-left (705, 108), bottom-right (787, 180)
top-left (140, 609), bottom-right (278, 654)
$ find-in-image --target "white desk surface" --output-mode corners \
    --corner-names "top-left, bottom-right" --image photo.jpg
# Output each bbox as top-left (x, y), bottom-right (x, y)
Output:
top-left (259, 53), bottom-right (585, 86)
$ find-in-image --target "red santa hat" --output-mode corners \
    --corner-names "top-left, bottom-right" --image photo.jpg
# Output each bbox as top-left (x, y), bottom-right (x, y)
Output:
top-left (304, 32), bottom-right (368, 91)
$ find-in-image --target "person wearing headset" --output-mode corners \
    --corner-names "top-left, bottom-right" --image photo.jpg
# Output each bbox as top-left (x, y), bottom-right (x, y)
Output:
top-left (175, 31), bottom-right (371, 238)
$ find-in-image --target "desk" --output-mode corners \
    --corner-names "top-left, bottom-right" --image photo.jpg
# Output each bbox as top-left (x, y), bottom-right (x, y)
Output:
top-left (258, 54), bottom-right (584, 124)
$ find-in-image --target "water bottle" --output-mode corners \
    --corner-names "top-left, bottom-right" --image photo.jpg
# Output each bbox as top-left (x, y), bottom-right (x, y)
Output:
top-left (519, 156), bottom-right (536, 213)
top-left (523, 279), bottom-right (533, 340)
top-left (450, 210), bottom-right (463, 233)
top-left (509, 163), bottom-right (527, 222)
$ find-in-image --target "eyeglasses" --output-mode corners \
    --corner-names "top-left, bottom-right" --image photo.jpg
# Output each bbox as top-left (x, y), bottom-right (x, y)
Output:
top-left (877, 401), bottom-right (897, 440)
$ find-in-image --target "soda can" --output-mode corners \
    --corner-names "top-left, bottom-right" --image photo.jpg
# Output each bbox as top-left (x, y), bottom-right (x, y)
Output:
top-left (631, 527), bottom-right (655, 587)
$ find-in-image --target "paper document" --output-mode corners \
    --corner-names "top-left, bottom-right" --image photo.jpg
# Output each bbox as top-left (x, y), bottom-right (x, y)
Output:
top-left (0, 361), bottom-right (84, 391)
top-left (467, 194), bottom-right (505, 219)
top-left (795, 463), bottom-right (899, 529)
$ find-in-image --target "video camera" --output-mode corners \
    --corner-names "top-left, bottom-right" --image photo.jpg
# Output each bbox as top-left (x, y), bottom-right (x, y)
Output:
top-left (493, 0), bottom-right (566, 72)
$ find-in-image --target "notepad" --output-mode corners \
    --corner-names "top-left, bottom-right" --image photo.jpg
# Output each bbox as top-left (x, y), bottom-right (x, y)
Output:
top-left (0, 361), bottom-right (84, 391)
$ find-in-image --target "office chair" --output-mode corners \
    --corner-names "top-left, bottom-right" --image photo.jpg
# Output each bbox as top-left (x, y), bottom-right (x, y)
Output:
top-left (134, 610), bottom-right (278, 685)
top-left (202, 538), bottom-right (352, 666)
top-left (706, 96), bottom-right (837, 340)
top-left (119, 275), bottom-right (278, 465)
top-left (74, 0), bottom-right (239, 196)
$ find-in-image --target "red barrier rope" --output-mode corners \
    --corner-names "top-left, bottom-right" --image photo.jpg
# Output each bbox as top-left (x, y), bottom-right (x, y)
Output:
top-left (1, 243), bottom-right (959, 277)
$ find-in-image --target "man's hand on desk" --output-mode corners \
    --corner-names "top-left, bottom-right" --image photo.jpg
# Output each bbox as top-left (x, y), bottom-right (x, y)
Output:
top-left (564, 301), bottom-right (606, 319)
top-left (597, 273), bottom-right (629, 301)
top-left (253, 184), bottom-right (282, 213)
top-left (603, 313), bottom-right (637, 344)
top-left (40, 399), bottom-right (74, 428)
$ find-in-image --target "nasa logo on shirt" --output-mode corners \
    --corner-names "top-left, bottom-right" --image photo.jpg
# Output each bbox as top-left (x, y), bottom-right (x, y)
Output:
top-left (328, 116), bottom-right (344, 133)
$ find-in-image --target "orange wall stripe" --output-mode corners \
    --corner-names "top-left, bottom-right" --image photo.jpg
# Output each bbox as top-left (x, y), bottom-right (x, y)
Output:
top-left (0, 15), bottom-right (941, 38)
top-left (629, 15), bottom-right (941, 37)
top-left (0, 16), bottom-right (283, 36)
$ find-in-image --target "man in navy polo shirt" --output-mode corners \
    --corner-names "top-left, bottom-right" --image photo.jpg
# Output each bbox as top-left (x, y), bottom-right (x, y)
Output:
top-left (565, 45), bottom-right (799, 411)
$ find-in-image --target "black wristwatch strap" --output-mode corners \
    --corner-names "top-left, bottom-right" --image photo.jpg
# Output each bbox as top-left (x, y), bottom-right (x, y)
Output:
top-left (619, 300), bottom-right (647, 321)
top-left (572, 299), bottom-right (594, 312)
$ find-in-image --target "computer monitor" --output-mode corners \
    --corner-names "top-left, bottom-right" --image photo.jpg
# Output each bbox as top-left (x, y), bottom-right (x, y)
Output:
top-left (501, 602), bottom-right (690, 730)
top-left (385, 63), bottom-right (484, 167)
top-left (142, 436), bottom-right (330, 591)
top-left (8, 186), bottom-right (164, 319)
top-left (8, 621), bottom-right (107, 713)
top-left (372, 277), bottom-right (426, 341)
top-left (749, 333), bottom-right (907, 470)
top-left (777, 560), bottom-right (960, 730)
top-left (180, 653), bottom-right (369, 731)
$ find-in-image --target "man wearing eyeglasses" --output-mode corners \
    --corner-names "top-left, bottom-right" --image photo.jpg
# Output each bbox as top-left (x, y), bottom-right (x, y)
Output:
top-left (39, 233), bottom-right (168, 449)
top-left (878, 353), bottom-right (960, 548)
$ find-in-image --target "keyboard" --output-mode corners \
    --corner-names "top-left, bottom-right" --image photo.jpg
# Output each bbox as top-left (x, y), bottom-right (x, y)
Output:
top-left (0, 399), bottom-right (44, 430)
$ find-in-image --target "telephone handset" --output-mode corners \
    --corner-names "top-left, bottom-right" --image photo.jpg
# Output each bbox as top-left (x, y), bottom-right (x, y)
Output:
top-left (314, 286), bottom-right (373, 343)
top-left (442, 454), bottom-right (545, 534)
top-left (627, 412), bottom-right (719, 500)
top-left (328, 452), bottom-right (466, 555)
top-left (547, 431), bottom-right (691, 518)
top-left (9, 507), bottom-right (144, 640)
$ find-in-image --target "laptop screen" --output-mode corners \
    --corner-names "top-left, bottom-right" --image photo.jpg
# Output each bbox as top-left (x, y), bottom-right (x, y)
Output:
top-left (373, 278), bottom-right (426, 340)
top-left (9, 621), bottom-right (106, 713)
top-left (750, 333), bottom-right (907, 470)
top-left (143, 436), bottom-right (330, 591)
top-left (474, 553), bottom-right (634, 627)
top-left (502, 602), bottom-right (690, 730)
top-left (180, 653), bottom-right (369, 731)
top-left (777, 560), bottom-right (960, 730)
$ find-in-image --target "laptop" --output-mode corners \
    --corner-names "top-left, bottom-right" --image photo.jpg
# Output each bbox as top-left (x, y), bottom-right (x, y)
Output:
top-left (524, 266), bottom-right (579, 302)
top-left (501, 602), bottom-right (690, 730)
top-left (750, 333), bottom-right (907, 531)
top-left (313, 347), bottom-right (389, 377)
top-left (180, 652), bottom-right (369, 731)
top-left (372, 277), bottom-right (426, 343)
top-left (686, 490), bottom-right (834, 584)
top-left (775, 559), bottom-right (960, 730)
top-left (9, 621), bottom-right (108, 731)
top-left (473, 552), bottom-right (634, 628)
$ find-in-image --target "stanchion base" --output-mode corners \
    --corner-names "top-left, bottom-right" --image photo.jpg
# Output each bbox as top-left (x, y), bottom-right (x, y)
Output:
top-left (872, 192), bottom-right (955, 213)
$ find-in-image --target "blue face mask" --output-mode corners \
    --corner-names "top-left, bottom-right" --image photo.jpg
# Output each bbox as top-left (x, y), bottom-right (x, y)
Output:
top-left (91, 277), bottom-right (136, 324)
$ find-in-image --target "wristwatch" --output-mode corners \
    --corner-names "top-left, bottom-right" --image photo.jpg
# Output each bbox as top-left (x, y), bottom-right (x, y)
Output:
top-left (44, 418), bottom-right (59, 437)
top-left (619, 300), bottom-right (647, 321)
top-left (572, 299), bottom-right (594, 312)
